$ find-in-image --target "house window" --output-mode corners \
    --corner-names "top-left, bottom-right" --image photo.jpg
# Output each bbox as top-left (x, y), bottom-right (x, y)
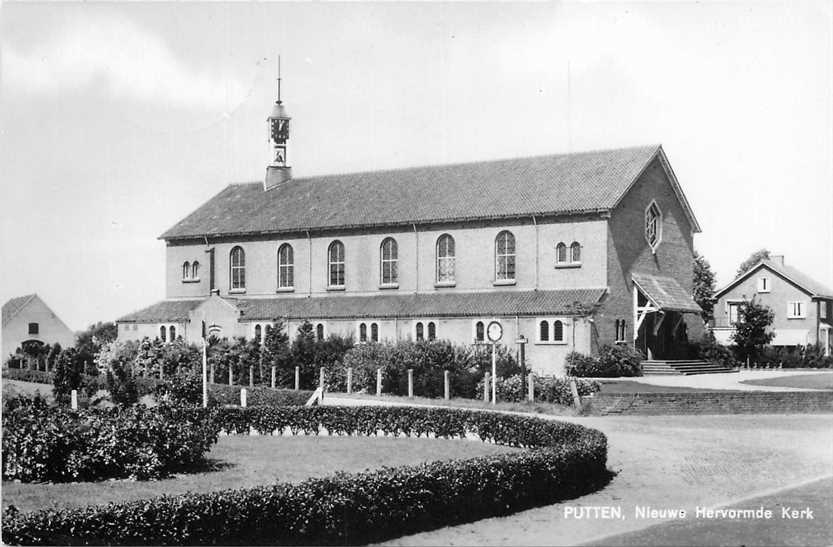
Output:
top-left (727, 302), bottom-right (742, 325)
top-left (645, 201), bottom-right (662, 251)
top-left (278, 243), bottom-right (294, 289)
top-left (230, 246), bottom-right (246, 291)
top-left (316, 323), bottom-right (325, 341)
top-left (160, 325), bottom-right (167, 342)
top-left (757, 277), bottom-right (770, 293)
top-left (555, 242), bottom-right (567, 264)
top-left (169, 326), bottom-right (176, 341)
top-left (28, 322), bottom-right (39, 335)
top-left (182, 261), bottom-right (190, 280)
top-left (436, 234), bottom-right (456, 284)
top-left (427, 322), bottom-right (436, 341)
top-left (570, 242), bottom-right (581, 264)
top-left (821, 303), bottom-right (829, 320)
top-left (359, 323), bottom-right (367, 343)
top-left (474, 321), bottom-right (485, 343)
top-left (539, 320), bottom-right (549, 342)
top-left (371, 323), bottom-right (379, 343)
top-left (328, 241), bottom-right (345, 288)
top-left (380, 237), bottom-right (399, 286)
top-left (495, 230), bottom-right (516, 282)
top-left (191, 261), bottom-right (199, 279)
top-left (416, 322), bottom-right (424, 341)
top-left (615, 319), bottom-right (626, 343)
top-left (553, 320), bottom-right (564, 342)
top-left (787, 301), bottom-right (806, 319)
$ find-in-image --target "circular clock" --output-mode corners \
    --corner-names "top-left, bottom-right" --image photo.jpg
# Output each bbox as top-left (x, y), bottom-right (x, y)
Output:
top-left (486, 321), bottom-right (503, 343)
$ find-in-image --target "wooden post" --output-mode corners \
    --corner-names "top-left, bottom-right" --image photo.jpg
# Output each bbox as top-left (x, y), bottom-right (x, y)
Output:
top-left (569, 379), bottom-right (581, 408)
top-left (483, 372), bottom-right (491, 403)
top-left (295, 366), bottom-right (300, 390)
top-left (528, 373), bottom-right (535, 402)
top-left (240, 388), bottom-right (247, 407)
top-left (271, 366), bottom-right (276, 389)
top-left (319, 368), bottom-right (325, 391)
top-left (249, 365), bottom-right (254, 387)
top-left (70, 389), bottom-right (78, 410)
top-left (228, 366), bottom-right (233, 385)
top-left (407, 369), bottom-right (414, 398)
top-left (376, 368), bottom-right (382, 396)
top-left (347, 367), bottom-right (353, 394)
top-left (443, 370), bottom-right (450, 400)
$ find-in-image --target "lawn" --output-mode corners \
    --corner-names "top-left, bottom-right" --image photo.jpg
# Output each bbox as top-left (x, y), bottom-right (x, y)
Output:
top-left (2, 434), bottom-right (518, 513)
top-left (740, 373), bottom-right (833, 390)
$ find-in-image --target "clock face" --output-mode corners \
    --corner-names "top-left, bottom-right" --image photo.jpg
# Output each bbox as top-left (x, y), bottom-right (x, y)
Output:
top-left (486, 321), bottom-right (503, 342)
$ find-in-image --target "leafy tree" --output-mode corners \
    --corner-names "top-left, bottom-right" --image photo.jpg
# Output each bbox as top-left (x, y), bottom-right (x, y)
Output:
top-left (736, 249), bottom-right (770, 278)
top-left (75, 321), bottom-right (118, 373)
top-left (53, 348), bottom-right (83, 403)
top-left (731, 298), bottom-right (775, 362)
top-left (290, 321), bottom-right (317, 386)
top-left (106, 353), bottom-right (139, 406)
top-left (45, 343), bottom-right (62, 372)
top-left (262, 322), bottom-right (291, 384)
top-left (693, 250), bottom-right (717, 323)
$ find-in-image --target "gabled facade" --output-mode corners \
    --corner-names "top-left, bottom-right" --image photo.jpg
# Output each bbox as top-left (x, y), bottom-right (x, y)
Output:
top-left (713, 256), bottom-right (833, 355)
top-left (2, 294), bottom-right (75, 363)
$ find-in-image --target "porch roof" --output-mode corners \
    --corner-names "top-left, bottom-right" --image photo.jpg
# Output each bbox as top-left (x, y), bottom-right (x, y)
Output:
top-left (632, 273), bottom-right (702, 314)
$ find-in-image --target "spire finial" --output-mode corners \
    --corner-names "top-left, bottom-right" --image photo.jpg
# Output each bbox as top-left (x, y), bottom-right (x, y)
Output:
top-left (277, 54), bottom-right (282, 104)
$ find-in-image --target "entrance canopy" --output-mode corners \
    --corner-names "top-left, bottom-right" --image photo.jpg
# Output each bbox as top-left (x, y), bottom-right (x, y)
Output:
top-left (632, 273), bottom-right (702, 314)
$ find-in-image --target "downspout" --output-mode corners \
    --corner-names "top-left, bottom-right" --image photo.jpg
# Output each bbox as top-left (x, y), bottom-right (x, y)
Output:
top-left (306, 230), bottom-right (312, 297)
top-left (413, 224), bottom-right (419, 294)
top-left (532, 216), bottom-right (539, 290)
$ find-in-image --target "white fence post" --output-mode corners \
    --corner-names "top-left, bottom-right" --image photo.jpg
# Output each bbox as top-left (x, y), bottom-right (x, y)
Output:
top-left (444, 370), bottom-right (450, 400)
top-left (376, 368), bottom-right (382, 396)
top-left (483, 372), bottom-right (491, 403)
top-left (295, 366), bottom-right (300, 390)
top-left (71, 389), bottom-right (78, 410)
top-left (240, 388), bottom-right (247, 407)
top-left (271, 366), bottom-right (276, 389)
top-left (528, 373), bottom-right (535, 402)
top-left (407, 369), bottom-right (414, 398)
top-left (347, 367), bottom-right (353, 394)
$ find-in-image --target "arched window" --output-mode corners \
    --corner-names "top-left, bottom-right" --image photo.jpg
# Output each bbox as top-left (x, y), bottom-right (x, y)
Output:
top-left (380, 237), bottom-right (399, 285)
top-left (495, 231), bottom-right (516, 281)
top-left (427, 322), bottom-right (436, 341)
top-left (436, 234), bottom-right (456, 284)
top-left (539, 320), bottom-right (550, 342)
top-left (570, 242), bottom-right (581, 263)
top-left (230, 246), bottom-right (246, 291)
top-left (169, 326), bottom-right (176, 341)
top-left (316, 323), bottom-right (324, 341)
top-left (359, 323), bottom-right (367, 343)
top-left (553, 320), bottom-right (564, 342)
top-left (475, 321), bottom-right (485, 343)
top-left (328, 241), bottom-right (345, 287)
top-left (191, 261), bottom-right (199, 279)
top-left (371, 323), bottom-right (379, 343)
top-left (645, 201), bottom-right (662, 251)
top-left (416, 322), bottom-right (424, 341)
top-left (160, 325), bottom-right (167, 342)
top-left (255, 324), bottom-right (262, 342)
top-left (278, 243), bottom-right (294, 288)
top-left (555, 242), bottom-right (567, 264)
top-left (182, 261), bottom-right (190, 280)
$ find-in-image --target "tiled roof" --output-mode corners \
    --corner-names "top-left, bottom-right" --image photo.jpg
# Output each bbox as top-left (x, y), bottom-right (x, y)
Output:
top-left (117, 299), bottom-right (204, 323)
top-left (632, 273), bottom-right (702, 313)
top-left (160, 145), bottom-right (669, 240)
top-left (117, 290), bottom-right (607, 324)
top-left (2, 294), bottom-right (36, 327)
top-left (715, 259), bottom-right (833, 299)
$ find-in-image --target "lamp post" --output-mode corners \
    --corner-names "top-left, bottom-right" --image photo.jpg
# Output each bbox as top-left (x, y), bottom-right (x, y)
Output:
top-left (201, 321), bottom-right (208, 408)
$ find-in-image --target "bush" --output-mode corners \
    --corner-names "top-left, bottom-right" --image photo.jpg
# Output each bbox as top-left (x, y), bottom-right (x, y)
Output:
top-left (209, 384), bottom-right (312, 406)
top-left (154, 372), bottom-right (204, 406)
top-left (688, 332), bottom-right (739, 369)
top-left (2, 406), bottom-right (607, 546)
top-left (478, 374), bottom-right (601, 405)
top-left (758, 344), bottom-right (833, 369)
top-left (52, 348), bottom-right (84, 403)
top-left (2, 368), bottom-right (54, 384)
top-left (566, 345), bottom-right (644, 377)
top-left (2, 397), bottom-right (219, 483)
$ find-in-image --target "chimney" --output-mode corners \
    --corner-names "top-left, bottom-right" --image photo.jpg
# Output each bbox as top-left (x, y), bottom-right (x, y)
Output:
top-left (771, 254), bottom-right (785, 266)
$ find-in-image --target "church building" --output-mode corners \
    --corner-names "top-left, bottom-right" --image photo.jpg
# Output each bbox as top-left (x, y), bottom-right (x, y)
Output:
top-left (116, 76), bottom-right (704, 376)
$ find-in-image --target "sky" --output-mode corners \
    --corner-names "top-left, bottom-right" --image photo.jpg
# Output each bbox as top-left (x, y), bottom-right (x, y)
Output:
top-left (1, 2), bottom-right (831, 331)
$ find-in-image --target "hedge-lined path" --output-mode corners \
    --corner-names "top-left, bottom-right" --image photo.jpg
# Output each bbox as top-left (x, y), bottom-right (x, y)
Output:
top-left (327, 399), bottom-right (833, 546)
top-left (611, 369), bottom-right (833, 392)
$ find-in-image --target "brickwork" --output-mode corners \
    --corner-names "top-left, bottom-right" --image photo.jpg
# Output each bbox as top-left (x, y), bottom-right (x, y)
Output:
top-left (590, 391), bottom-right (833, 415)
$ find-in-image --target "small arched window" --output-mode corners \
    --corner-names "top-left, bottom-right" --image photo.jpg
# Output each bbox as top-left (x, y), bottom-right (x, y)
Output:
top-left (359, 323), bottom-right (367, 343)
top-left (160, 325), bottom-right (167, 342)
top-left (328, 241), bottom-right (345, 287)
top-left (278, 243), bottom-right (294, 288)
top-left (371, 323), bottom-right (379, 343)
top-left (553, 320), bottom-right (564, 342)
top-left (182, 261), bottom-right (190, 280)
top-left (254, 324), bottom-right (262, 342)
top-left (416, 322), bottom-right (424, 341)
top-left (495, 231), bottom-right (516, 281)
top-left (570, 242), bottom-right (581, 263)
top-left (427, 322), bottom-right (436, 341)
top-left (475, 321), bottom-right (485, 343)
top-left (316, 323), bottom-right (325, 341)
top-left (169, 326), bottom-right (176, 341)
top-left (380, 237), bottom-right (399, 285)
top-left (191, 261), bottom-right (199, 279)
top-left (230, 246), bottom-right (246, 291)
top-left (539, 320), bottom-right (549, 342)
top-left (555, 242), bottom-right (567, 264)
top-left (436, 234), bottom-right (456, 284)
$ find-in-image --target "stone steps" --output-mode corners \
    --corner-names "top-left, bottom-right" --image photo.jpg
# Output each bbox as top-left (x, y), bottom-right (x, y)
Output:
top-left (641, 360), bottom-right (735, 376)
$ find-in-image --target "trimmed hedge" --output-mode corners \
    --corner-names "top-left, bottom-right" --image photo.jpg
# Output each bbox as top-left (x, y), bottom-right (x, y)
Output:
top-left (210, 384), bottom-right (313, 406)
top-left (566, 345), bottom-right (644, 377)
top-left (478, 374), bottom-right (601, 404)
top-left (2, 406), bottom-right (608, 546)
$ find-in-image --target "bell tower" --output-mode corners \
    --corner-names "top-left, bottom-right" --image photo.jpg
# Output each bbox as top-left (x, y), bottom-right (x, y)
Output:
top-left (265, 56), bottom-right (292, 190)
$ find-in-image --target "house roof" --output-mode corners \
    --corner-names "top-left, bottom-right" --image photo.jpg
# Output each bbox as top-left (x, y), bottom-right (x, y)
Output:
top-left (2, 294), bottom-right (37, 327)
top-left (714, 259), bottom-right (833, 300)
top-left (117, 289), bottom-right (607, 323)
top-left (632, 273), bottom-right (702, 314)
top-left (160, 144), bottom-right (700, 241)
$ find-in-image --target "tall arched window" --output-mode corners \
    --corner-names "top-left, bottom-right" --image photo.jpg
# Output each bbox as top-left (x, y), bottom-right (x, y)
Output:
top-left (230, 246), bottom-right (246, 291)
top-left (570, 242), bottom-right (581, 263)
top-left (427, 322), bottom-right (436, 341)
top-left (539, 320), bottom-right (550, 342)
top-left (278, 243), bottom-right (294, 288)
top-left (495, 231), bottom-right (516, 281)
top-left (416, 322), bottom-right (424, 341)
top-left (555, 242), bottom-right (567, 264)
top-left (371, 323), bottom-right (379, 343)
top-left (316, 323), bottom-right (325, 341)
top-left (160, 325), bottom-right (167, 342)
top-left (328, 241), bottom-right (345, 287)
top-left (191, 261), bottom-right (199, 279)
top-left (553, 320), bottom-right (564, 342)
top-left (169, 326), bottom-right (176, 341)
top-left (436, 234), bottom-right (456, 284)
top-left (380, 237), bottom-right (399, 285)
top-left (254, 324), bottom-right (262, 342)
top-left (359, 323), bottom-right (367, 343)
top-left (182, 262), bottom-right (190, 280)
top-left (475, 321), bottom-right (485, 343)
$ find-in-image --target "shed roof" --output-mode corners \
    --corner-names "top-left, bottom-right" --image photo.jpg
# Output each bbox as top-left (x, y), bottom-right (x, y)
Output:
top-left (632, 273), bottom-right (702, 313)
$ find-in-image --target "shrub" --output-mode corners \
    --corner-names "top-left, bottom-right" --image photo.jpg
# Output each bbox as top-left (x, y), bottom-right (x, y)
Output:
top-left (478, 374), bottom-right (601, 404)
top-left (154, 372), bottom-right (204, 406)
top-left (688, 332), bottom-right (739, 368)
top-left (2, 406), bottom-right (608, 546)
top-left (566, 345), bottom-right (643, 378)
top-left (2, 368), bottom-right (54, 384)
top-left (758, 344), bottom-right (833, 369)
top-left (209, 384), bottom-right (312, 406)
top-left (1, 397), bottom-right (219, 483)
top-left (52, 348), bottom-right (84, 403)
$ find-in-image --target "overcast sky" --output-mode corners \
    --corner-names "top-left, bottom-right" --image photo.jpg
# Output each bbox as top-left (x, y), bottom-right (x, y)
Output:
top-left (1, 2), bottom-right (831, 331)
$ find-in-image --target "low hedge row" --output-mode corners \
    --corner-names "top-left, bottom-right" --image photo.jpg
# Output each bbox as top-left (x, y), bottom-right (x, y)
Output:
top-left (477, 374), bottom-right (601, 404)
top-left (2, 406), bottom-right (608, 546)
top-left (210, 384), bottom-right (313, 407)
top-left (2, 368), bottom-right (55, 384)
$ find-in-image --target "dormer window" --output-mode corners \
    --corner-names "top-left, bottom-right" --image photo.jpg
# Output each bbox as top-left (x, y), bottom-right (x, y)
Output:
top-left (757, 277), bottom-right (770, 293)
top-left (645, 200), bottom-right (662, 252)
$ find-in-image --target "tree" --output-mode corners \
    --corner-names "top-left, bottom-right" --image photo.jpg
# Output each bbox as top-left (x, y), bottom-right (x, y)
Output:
top-left (75, 321), bottom-right (118, 374)
top-left (736, 249), bottom-right (770, 278)
top-left (731, 298), bottom-right (775, 362)
top-left (262, 322), bottom-right (291, 385)
top-left (53, 348), bottom-right (83, 403)
top-left (693, 250), bottom-right (717, 323)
